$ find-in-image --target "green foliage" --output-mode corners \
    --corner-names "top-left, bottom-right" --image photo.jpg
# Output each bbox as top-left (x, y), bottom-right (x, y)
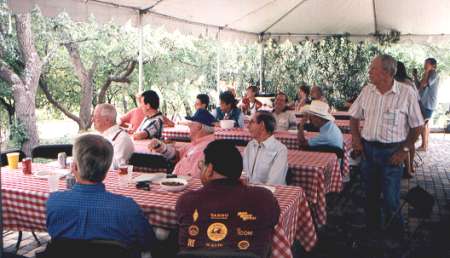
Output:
top-left (264, 37), bottom-right (381, 109)
top-left (8, 119), bottom-right (28, 148)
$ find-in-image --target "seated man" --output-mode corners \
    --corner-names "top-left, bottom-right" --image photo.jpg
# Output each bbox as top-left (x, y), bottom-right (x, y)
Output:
top-left (176, 140), bottom-right (280, 257)
top-left (93, 103), bottom-right (134, 168)
top-left (149, 109), bottom-right (216, 178)
top-left (46, 134), bottom-right (156, 252)
top-left (119, 92), bottom-right (145, 134)
top-left (243, 111), bottom-right (288, 185)
top-left (195, 93), bottom-right (210, 111)
top-left (272, 92), bottom-right (297, 131)
top-left (297, 100), bottom-right (343, 150)
top-left (133, 90), bottom-right (164, 140)
top-left (211, 91), bottom-right (244, 128)
top-left (310, 85), bottom-right (328, 104)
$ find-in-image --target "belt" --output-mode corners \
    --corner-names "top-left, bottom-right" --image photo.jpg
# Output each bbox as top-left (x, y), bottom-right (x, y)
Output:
top-left (362, 139), bottom-right (403, 149)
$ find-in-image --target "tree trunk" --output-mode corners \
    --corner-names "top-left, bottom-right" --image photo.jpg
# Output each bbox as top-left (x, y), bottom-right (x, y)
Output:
top-left (0, 14), bottom-right (42, 156)
top-left (64, 42), bottom-right (93, 132)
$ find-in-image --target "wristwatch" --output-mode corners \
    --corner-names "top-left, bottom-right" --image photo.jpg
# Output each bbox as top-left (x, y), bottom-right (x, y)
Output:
top-left (402, 146), bottom-right (410, 152)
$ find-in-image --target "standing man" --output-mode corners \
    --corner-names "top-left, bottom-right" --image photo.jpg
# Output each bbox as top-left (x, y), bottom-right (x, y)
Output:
top-left (92, 103), bottom-right (134, 168)
top-left (243, 111), bottom-right (288, 185)
top-left (349, 55), bottom-right (424, 237)
top-left (417, 58), bottom-right (439, 151)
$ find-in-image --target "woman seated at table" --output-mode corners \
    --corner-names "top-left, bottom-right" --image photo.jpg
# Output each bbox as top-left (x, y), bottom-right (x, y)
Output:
top-left (211, 91), bottom-right (245, 128)
top-left (239, 85), bottom-right (262, 116)
top-left (272, 92), bottom-right (297, 131)
top-left (292, 84), bottom-right (311, 112)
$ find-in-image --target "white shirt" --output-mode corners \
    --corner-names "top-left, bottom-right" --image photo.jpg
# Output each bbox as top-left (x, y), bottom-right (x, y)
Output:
top-left (273, 110), bottom-right (297, 131)
top-left (102, 125), bottom-right (135, 168)
top-left (349, 81), bottom-right (424, 143)
top-left (243, 135), bottom-right (288, 185)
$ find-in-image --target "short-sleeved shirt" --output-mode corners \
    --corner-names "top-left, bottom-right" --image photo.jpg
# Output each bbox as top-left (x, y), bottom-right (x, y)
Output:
top-left (119, 108), bottom-right (145, 132)
top-left (308, 121), bottom-right (343, 149)
top-left (173, 134), bottom-right (216, 178)
top-left (136, 112), bottom-right (164, 139)
top-left (349, 81), bottom-right (424, 143)
top-left (176, 179), bottom-right (280, 257)
top-left (46, 183), bottom-right (156, 250)
top-left (272, 110), bottom-right (297, 131)
top-left (101, 125), bottom-right (134, 168)
top-left (420, 71), bottom-right (439, 110)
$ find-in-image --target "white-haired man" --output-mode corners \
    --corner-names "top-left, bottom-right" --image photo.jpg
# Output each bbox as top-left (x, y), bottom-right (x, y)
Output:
top-left (149, 109), bottom-right (216, 178)
top-left (93, 103), bottom-right (134, 168)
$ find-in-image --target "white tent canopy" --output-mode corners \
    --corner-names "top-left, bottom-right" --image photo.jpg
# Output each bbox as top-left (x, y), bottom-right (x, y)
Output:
top-left (8, 0), bottom-right (450, 42)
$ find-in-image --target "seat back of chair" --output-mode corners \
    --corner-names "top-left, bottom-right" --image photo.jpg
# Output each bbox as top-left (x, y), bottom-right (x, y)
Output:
top-left (31, 144), bottom-right (73, 159)
top-left (404, 186), bottom-right (435, 219)
top-left (0, 149), bottom-right (26, 166)
top-left (307, 145), bottom-right (344, 159)
top-left (37, 238), bottom-right (139, 258)
top-left (129, 152), bottom-right (171, 173)
top-left (177, 249), bottom-right (262, 258)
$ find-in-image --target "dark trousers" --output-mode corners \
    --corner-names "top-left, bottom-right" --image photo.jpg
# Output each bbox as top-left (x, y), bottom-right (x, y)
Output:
top-left (361, 140), bottom-right (404, 233)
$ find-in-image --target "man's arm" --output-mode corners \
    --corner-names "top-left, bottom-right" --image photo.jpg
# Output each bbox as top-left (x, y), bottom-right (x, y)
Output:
top-left (389, 126), bottom-right (422, 166)
top-left (350, 118), bottom-right (364, 157)
top-left (297, 118), bottom-right (308, 147)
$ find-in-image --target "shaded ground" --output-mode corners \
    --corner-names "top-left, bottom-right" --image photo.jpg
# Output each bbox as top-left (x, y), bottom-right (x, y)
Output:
top-left (3, 134), bottom-right (450, 258)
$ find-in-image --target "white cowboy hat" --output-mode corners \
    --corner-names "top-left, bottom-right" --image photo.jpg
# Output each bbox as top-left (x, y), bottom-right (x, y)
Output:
top-left (302, 100), bottom-right (335, 121)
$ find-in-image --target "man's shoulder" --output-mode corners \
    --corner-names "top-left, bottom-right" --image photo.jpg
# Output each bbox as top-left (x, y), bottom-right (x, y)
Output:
top-left (397, 81), bottom-right (419, 98)
top-left (269, 137), bottom-right (287, 152)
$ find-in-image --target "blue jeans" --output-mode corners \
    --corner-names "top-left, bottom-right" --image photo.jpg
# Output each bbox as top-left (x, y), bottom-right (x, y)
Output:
top-left (361, 140), bottom-right (404, 232)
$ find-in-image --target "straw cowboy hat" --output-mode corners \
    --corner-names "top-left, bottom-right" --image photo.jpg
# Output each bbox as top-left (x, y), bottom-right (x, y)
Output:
top-left (302, 100), bottom-right (335, 121)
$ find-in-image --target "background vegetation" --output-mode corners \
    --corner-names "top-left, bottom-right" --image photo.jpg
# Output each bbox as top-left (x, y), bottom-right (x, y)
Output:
top-left (1, 4), bottom-right (450, 150)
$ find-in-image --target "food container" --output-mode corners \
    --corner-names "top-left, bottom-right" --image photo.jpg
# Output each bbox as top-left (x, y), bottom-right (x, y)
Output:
top-left (159, 178), bottom-right (188, 192)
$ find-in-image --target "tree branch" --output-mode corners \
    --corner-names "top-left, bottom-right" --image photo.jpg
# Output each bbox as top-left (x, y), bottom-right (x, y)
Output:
top-left (97, 60), bottom-right (137, 104)
top-left (38, 76), bottom-right (81, 125)
top-left (0, 60), bottom-right (22, 85)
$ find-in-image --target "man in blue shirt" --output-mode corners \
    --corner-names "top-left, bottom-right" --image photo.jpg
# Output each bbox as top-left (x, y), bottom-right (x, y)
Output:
top-left (297, 100), bottom-right (343, 150)
top-left (46, 134), bottom-right (156, 252)
top-left (417, 58), bottom-right (439, 151)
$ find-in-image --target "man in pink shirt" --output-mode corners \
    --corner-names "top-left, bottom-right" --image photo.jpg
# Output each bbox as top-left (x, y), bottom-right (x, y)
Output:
top-left (119, 93), bottom-right (146, 134)
top-left (148, 109), bottom-right (216, 178)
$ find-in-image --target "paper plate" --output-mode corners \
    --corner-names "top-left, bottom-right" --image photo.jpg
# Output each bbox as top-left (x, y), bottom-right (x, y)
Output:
top-left (132, 173), bottom-right (166, 183)
top-left (33, 169), bottom-right (70, 179)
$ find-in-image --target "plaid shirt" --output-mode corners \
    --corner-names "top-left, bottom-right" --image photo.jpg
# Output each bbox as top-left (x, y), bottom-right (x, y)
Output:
top-left (349, 81), bottom-right (424, 143)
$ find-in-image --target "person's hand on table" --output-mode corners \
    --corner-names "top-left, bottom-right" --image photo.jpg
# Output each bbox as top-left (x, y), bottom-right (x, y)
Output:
top-left (389, 149), bottom-right (408, 166)
top-left (147, 139), bottom-right (166, 153)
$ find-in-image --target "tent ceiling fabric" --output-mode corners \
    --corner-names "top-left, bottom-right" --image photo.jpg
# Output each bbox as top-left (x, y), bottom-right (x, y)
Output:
top-left (7, 0), bottom-right (450, 41)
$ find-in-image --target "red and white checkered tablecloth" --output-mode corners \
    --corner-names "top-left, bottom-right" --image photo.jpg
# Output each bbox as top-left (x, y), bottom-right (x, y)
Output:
top-left (161, 126), bottom-right (191, 141)
top-left (1, 164), bottom-right (317, 257)
top-left (215, 128), bottom-right (351, 175)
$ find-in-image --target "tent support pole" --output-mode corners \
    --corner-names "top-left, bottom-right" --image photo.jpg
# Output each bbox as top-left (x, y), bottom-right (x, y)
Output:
top-left (259, 34), bottom-right (265, 92)
top-left (138, 11), bottom-right (144, 93)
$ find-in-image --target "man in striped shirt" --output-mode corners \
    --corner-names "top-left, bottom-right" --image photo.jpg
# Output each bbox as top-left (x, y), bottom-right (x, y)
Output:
top-left (349, 55), bottom-right (424, 237)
